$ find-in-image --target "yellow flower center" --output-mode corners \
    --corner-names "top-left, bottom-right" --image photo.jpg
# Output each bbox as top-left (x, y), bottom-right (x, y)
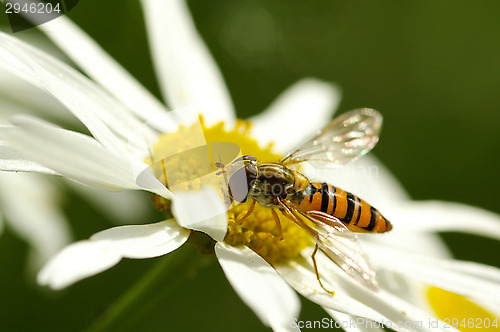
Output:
top-left (148, 117), bottom-right (312, 265)
top-left (426, 286), bottom-right (499, 331)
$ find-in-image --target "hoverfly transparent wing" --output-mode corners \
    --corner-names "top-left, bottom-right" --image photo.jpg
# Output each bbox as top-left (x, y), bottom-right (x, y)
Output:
top-left (280, 108), bottom-right (382, 167)
top-left (279, 200), bottom-right (378, 290)
top-left (303, 210), bottom-right (378, 290)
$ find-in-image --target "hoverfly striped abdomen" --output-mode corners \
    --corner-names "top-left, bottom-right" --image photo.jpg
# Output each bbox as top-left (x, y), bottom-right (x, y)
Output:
top-left (291, 182), bottom-right (392, 233)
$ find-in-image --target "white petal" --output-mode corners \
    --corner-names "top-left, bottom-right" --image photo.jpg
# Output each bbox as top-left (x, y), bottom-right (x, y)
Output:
top-left (371, 290), bottom-right (454, 331)
top-left (133, 164), bottom-right (173, 200)
top-left (90, 220), bottom-right (190, 259)
top-left (0, 132), bottom-right (58, 174)
top-left (442, 260), bottom-right (500, 284)
top-left (215, 243), bottom-right (301, 331)
top-left (278, 252), bottom-right (451, 331)
top-left (67, 181), bottom-right (151, 224)
top-left (311, 249), bottom-right (459, 331)
top-left (37, 240), bottom-right (122, 290)
top-left (37, 16), bottom-right (171, 129)
top-left (361, 232), bottom-right (451, 258)
top-left (365, 242), bottom-right (500, 305)
top-left (325, 310), bottom-right (385, 332)
top-left (4, 115), bottom-right (138, 190)
top-left (0, 67), bottom-right (74, 122)
top-left (250, 79), bottom-right (341, 154)
top-left (275, 257), bottom-right (388, 324)
top-left (0, 96), bottom-right (29, 123)
top-left (172, 186), bottom-right (228, 242)
top-left (385, 200), bottom-right (500, 240)
top-left (38, 219), bottom-right (189, 289)
top-left (0, 173), bottom-right (72, 270)
top-left (317, 256), bottom-right (455, 331)
top-left (141, 0), bottom-right (235, 126)
top-left (0, 32), bottom-right (138, 152)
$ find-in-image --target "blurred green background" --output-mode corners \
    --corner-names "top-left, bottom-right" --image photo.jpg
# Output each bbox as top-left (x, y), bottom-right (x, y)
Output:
top-left (1, 0), bottom-right (499, 331)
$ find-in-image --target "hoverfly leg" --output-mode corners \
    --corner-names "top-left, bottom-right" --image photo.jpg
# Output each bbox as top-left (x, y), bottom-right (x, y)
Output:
top-left (271, 209), bottom-right (284, 240)
top-left (237, 199), bottom-right (256, 223)
top-left (311, 243), bottom-right (335, 295)
top-left (281, 208), bottom-right (297, 223)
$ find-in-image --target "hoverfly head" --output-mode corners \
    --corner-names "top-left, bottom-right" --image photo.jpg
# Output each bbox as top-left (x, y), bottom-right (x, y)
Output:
top-left (222, 156), bottom-right (258, 203)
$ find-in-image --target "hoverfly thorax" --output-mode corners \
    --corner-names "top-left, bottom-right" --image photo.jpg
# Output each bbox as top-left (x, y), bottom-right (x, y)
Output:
top-left (249, 163), bottom-right (296, 208)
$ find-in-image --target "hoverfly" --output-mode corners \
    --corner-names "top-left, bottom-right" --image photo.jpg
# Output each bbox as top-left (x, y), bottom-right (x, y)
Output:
top-left (217, 108), bottom-right (391, 293)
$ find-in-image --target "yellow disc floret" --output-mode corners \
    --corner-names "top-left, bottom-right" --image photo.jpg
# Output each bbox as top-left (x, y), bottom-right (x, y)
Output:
top-left (426, 287), bottom-right (500, 331)
top-left (148, 116), bottom-right (312, 265)
top-left (226, 202), bottom-right (313, 264)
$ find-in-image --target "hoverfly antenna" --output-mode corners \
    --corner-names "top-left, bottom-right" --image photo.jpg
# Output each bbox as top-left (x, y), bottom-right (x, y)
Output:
top-left (215, 155), bottom-right (256, 177)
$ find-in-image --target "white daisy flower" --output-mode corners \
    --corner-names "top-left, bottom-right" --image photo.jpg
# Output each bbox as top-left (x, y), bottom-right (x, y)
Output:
top-left (0, 1), bottom-right (499, 331)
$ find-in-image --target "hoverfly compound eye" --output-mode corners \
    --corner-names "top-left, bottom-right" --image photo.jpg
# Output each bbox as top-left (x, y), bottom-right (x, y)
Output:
top-left (227, 167), bottom-right (250, 203)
